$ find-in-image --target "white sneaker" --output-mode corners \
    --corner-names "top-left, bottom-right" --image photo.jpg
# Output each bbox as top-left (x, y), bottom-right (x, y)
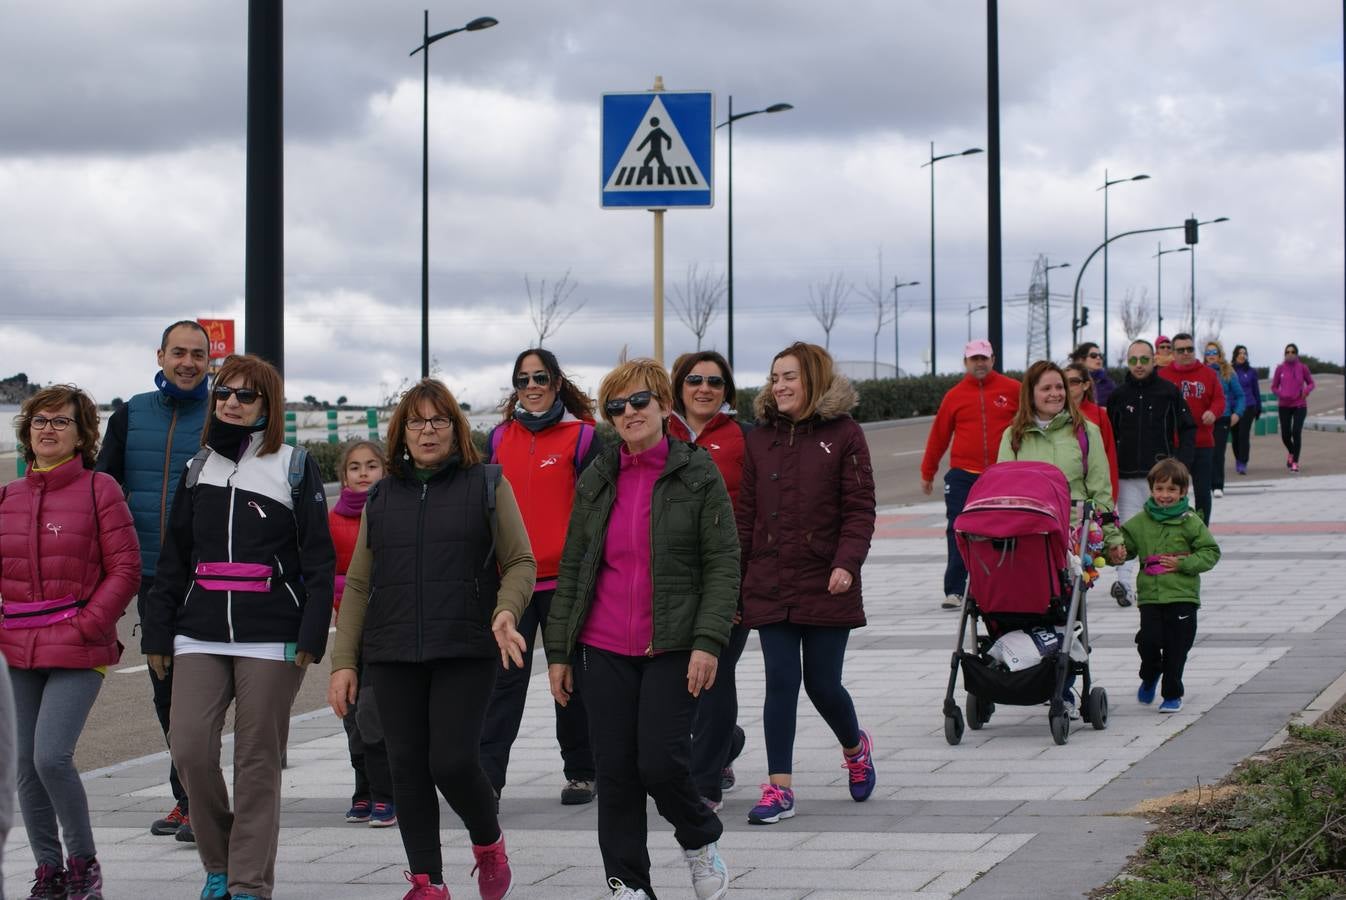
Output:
top-left (684, 841), bottom-right (729, 900)
top-left (1213, 488), bottom-right (1224, 499)
top-left (941, 594), bottom-right (962, 610)
top-left (608, 877), bottom-right (651, 899)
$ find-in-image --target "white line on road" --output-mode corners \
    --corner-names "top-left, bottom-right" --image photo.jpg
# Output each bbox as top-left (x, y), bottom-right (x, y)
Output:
top-left (116, 664), bottom-right (149, 674)
top-left (892, 450), bottom-right (922, 457)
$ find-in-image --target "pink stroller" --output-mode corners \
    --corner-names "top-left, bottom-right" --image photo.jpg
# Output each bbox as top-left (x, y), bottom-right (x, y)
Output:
top-left (941, 461), bottom-right (1108, 746)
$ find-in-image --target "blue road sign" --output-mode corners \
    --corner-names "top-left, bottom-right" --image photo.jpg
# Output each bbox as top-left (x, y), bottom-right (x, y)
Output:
top-left (601, 91), bottom-right (714, 209)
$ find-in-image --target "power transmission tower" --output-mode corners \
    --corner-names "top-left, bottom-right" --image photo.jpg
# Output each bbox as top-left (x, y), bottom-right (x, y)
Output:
top-left (1025, 254), bottom-right (1049, 368)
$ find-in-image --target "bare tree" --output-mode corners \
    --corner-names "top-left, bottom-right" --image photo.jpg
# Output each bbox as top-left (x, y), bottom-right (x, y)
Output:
top-left (669, 263), bottom-right (725, 351)
top-left (1117, 288), bottom-right (1154, 362)
top-left (1199, 305), bottom-right (1228, 347)
top-left (807, 272), bottom-right (851, 352)
top-left (856, 249), bottom-right (895, 379)
top-left (526, 270), bottom-right (586, 346)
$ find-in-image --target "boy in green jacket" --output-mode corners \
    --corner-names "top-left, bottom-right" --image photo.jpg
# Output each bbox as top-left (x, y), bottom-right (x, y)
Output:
top-left (1109, 458), bottom-right (1220, 713)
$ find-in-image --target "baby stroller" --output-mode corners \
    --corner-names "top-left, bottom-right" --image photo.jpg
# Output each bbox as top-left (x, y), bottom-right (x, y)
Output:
top-left (941, 461), bottom-right (1108, 746)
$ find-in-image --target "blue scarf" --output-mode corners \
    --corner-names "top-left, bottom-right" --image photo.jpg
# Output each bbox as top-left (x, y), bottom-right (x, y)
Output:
top-left (156, 369), bottom-right (210, 403)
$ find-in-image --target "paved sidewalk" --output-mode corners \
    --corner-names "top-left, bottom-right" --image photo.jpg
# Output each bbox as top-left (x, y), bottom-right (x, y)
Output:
top-left (5, 474), bottom-right (1346, 899)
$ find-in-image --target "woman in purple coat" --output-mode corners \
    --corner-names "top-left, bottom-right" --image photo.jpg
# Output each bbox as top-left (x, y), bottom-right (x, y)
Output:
top-left (1229, 345), bottom-right (1261, 475)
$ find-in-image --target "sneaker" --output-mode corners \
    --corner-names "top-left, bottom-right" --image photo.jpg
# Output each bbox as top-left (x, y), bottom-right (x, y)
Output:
top-left (369, 801), bottom-right (398, 828)
top-left (561, 778), bottom-right (595, 805)
top-left (200, 871), bottom-right (229, 900)
top-left (1159, 697), bottom-right (1184, 713)
top-left (683, 841), bottom-right (729, 900)
top-left (176, 817), bottom-right (196, 843)
top-left (607, 878), bottom-right (651, 900)
top-left (1137, 679), bottom-right (1158, 705)
top-left (747, 783), bottom-right (796, 824)
top-left (1111, 581), bottom-right (1133, 607)
top-left (701, 795), bottom-right (724, 813)
top-left (1236, 461), bottom-right (1247, 475)
top-left (721, 725), bottom-right (745, 794)
top-left (471, 834), bottom-right (514, 900)
top-left (1062, 694), bottom-right (1081, 721)
top-left (26, 863), bottom-right (66, 899)
top-left (151, 802), bottom-right (187, 835)
top-left (345, 799), bottom-right (372, 823)
top-left (718, 767), bottom-right (736, 794)
top-left (1291, 461), bottom-right (1300, 473)
top-left (941, 593), bottom-right (962, 610)
top-left (1213, 488), bottom-right (1224, 498)
top-left (65, 855), bottom-right (103, 900)
top-left (842, 730), bottom-right (877, 802)
top-left (1287, 452), bottom-right (1294, 469)
top-left (402, 871), bottom-right (450, 900)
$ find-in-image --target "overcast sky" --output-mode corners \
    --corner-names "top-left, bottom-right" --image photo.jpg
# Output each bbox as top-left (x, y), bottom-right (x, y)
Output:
top-left (1, 1), bottom-right (1342, 410)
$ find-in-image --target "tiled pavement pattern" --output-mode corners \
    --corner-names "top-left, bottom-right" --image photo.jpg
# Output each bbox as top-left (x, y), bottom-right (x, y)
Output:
top-left (5, 474), bottom-right (1345, 899)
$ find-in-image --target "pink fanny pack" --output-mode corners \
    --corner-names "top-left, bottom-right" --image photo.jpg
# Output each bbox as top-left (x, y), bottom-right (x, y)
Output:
top-left (194, 562), bottom-right (274, 593)
top-left (2, 594), bottom-right (85, 630)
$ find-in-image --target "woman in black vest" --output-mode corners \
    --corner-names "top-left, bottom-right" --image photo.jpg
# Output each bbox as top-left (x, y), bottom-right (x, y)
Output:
top-left (328, 379), bottom-right (536, 900)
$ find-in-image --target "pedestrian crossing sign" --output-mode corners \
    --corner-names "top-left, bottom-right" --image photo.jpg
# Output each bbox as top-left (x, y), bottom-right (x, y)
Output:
top-left (601, 91), bottom-right (714, 209)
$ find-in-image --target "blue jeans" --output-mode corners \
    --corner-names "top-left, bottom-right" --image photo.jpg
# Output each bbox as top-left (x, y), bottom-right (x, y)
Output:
top-left (943, 469), bottom-right (980, 596)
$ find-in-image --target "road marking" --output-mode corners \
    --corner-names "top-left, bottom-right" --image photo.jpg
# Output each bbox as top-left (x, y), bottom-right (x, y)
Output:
top-left (891, 450), bottom-right (922, 457)
top-left (116, 664), bottom-right (149, 674)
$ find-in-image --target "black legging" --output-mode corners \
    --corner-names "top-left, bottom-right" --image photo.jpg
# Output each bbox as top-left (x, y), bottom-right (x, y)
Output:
top-left (1231, 408), bottom-right (1257, 465)
top-left (1278, 406), bottom-right (1308, 464)
top-left (368, 658), bottom-right (500, 882)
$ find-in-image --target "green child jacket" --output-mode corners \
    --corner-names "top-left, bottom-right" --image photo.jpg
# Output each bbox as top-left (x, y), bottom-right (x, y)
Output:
top-left (1119, 507), bottom-right (1220, 605)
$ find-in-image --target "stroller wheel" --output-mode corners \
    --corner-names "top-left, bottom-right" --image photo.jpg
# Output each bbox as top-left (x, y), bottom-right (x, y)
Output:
top-left (944, 709), bottom-right (965, 745)
top-left (1049, 712), bottom-right (1070, 745)
top-left (965, 693), bottom-right (986, 730)
top-left (1086, 687), bottom-right (1109, 730)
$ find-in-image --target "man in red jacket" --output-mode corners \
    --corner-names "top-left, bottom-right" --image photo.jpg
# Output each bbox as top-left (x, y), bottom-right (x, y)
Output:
top-left (1158, 332), bottom-right (1225, 524)
top-left (920, 340), bottom-right (1021, 609)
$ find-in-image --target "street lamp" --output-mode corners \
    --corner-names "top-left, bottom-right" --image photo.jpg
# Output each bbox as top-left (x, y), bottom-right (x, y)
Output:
top-left (716, 97), bottom-right (793, 369)
top-left (923, 143), bottom-right (983, 375)
top-left (966, 303), bottom-right (988, 341)
top-left (411, 11), bottom-right (498, 379)
top-left (892, 278), bottom-right (919, 377)
top-left (1153, 244), bottom-right (1189, 338)
top-left (1098, 169), bottom-right (1150, 362)
top-left (1189, 216), bottom-right (1231, 336)
top-left (1043, 260), bottom-right (1070, 361)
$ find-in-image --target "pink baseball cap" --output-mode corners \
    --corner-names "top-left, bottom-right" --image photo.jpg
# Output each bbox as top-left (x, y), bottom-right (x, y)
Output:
top-left (1155, 334), bottom-right (1171, 345)
top-left (963, 339), bottom-right (994, 359)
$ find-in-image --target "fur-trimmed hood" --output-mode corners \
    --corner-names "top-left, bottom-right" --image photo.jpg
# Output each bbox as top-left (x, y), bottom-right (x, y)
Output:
top-left (754, 373), bottom-right (859, 424)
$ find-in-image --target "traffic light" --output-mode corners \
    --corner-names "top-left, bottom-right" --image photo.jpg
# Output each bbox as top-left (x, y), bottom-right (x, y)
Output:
top-left (1080, 306), bottom-right (1090, 327)
top-left (1184, 218), bottom-right (1199, 245)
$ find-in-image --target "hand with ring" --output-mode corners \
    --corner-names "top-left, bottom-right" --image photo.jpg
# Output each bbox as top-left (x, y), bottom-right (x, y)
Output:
top-left (828, 567), bottom-right (853, 594)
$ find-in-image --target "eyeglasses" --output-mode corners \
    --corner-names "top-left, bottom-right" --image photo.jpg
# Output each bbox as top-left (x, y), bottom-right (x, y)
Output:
top-left (406, 416), bottom-right (452, 431)
top-left (1127, 355), bottom-right (1153, 365)
top-left (512, 372), bottom-right (551, 390)
top-left (30, 415), bottom-right (75, 432)
top-left (213, 386), bottom-right (260, 404)
top-left (1065, 377), bottom-right (1087, 386)
top-left (684, 374), bottom-right (725, 388)
top-left (1086, 352), bottom-right (1102, 360)
top-left (1204, 349), bottom-right (1219, 357)
top-left (604, 390), bottom-right (654, 417)
top-left (1173, 346), bottom-right (1196, 354)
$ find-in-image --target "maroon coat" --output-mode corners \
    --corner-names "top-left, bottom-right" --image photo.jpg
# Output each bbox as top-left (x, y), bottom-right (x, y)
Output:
top-left (737, 376), bottom-right (876, 628)
top-left (0, 457), bottom-right (139, 670)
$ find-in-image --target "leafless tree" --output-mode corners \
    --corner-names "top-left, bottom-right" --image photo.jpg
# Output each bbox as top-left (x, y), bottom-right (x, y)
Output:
top-left (1117, 288), bottom-right (1154, 362)
top-left (1199, 305), bottom-right (1228, 348)
top-left (807, 272), bottom-right (851, 352)
top-left (526, 270), bottom-right (586, 346)
top-left (669, 264), bottom-right (725, 351)
top-left (856, 249), bottom-right (895, 379)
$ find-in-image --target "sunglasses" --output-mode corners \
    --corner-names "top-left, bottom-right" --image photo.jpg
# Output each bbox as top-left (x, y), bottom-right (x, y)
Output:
top-left (1066, 377), bottom-right (1087, 386)
top-left (1157, 343), bottom-right (1172, 349)
top-left (213, 386), bottom-right (261, 404)
top-left (1086, 352), bottom-right (1102, 359)
top-left (1128, 355), bottom-right (1153, 365)
top-left (513, 372), bottom-right (552, 390)
top-left (1173, 346), bottom-right (1196, 354)
top-left (684, 374), bottom-right (725, 388)
top-left (30, 415), bottom-right (75, 432)
top-left (1204, 349), bottom-right (1219, 356)
top-left (604, 390), bottom-right (654, 417)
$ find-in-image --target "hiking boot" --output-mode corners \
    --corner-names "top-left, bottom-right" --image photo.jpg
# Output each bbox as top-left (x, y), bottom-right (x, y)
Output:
top-left (683, 841), bottom-right (729, 900)
top-left (65, 855), bottom-right (103, 900)
top-left (747, 783), bottom-right (795, 824)
top-left (26, 863), bottom-right (66, 899)
top-left (345, 799), bottom-right (372, 823)
top-left (560, 778), bottom-right (595, 805)
top-left (471, 834), bottom-right (514, 900)
top-left (1138, 678), bottom-right (1158, 705)
top-left (200, 871), bottom-right (229, 900)
top-left (1159, 697), bottom-right (1184, 713)
top-left (1111, 580), bottom-right (1133, 607)
top-left (402, 872), bottom-right (449, 900)
top-left (151, 801), bottom-right (187, 836)
top-left (369, 802), bottom-right (398, 828)
top-left (941, 593), bottom-right (962, 610)
top-left (176, 816), bottom-right (196, 843)
top-left (607, 878), bottom-right (650, 899)
top-left (843, 730), bottom-right (877, 802)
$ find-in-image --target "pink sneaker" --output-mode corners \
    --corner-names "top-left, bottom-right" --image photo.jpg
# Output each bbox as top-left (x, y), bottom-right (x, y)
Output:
top-left (402, 871), bottom-right (450, 900)
top-left (843, 730), bottom-right (877, 802)
top-left (471, 834), bottom-right (514, 900)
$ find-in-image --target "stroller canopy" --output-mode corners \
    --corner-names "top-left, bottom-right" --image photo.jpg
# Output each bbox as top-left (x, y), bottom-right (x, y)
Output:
top-left (954, 461), bottom-right (1072, 543)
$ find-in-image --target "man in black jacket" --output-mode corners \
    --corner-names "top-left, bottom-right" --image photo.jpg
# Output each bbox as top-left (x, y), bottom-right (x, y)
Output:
top-left (1106, 339), bottom-right (1197, 605)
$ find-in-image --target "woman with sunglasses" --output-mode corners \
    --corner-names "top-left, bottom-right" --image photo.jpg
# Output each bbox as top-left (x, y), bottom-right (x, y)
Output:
top-left (330, 379), bottom-right (535, 900)
top-left (1271, 342), bottom-right (1315, 473)
top-left (2, 385), bottom-right (139, 900)
top-left (545, 359), bottom-right (738, 900)
top-left (1064, 361), bottom-right (1119, 502)
top-left (738, 342), bottom-right (879, 826)
top-left (479, 348), bottom-right (602, 809)
top-left (141, 354), bottom-right (336, 900)
top-left (667, 351), bottom-right (751, 812)
top-left (1229, 345), bottom-right (1261, 475)
top-left (1154, 335), bottom-right (1175, 369)
top-left (1071, 342), bottom-right (1116, 408)
top-left (1204, 341), bottom-right (1245, 498)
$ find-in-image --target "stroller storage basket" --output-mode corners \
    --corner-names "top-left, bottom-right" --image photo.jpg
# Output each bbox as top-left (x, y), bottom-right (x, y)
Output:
top-left (960, 654), bottom-right (1058, 706)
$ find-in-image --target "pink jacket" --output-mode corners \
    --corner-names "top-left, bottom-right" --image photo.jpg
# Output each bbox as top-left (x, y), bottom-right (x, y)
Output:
top-left (0, 457), bottom-right (140, 670)
top-left (1271, 359), bottom-right (1315, 410)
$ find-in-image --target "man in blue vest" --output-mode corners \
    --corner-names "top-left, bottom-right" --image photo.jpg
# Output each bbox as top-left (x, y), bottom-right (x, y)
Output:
top-left (97, 320), bottom-right (211, 842)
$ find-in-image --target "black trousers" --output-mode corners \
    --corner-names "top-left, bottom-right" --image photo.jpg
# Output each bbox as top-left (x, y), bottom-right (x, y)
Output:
top-left (140, 575), bottom-right (187, 812)
top-left (479, 589), bottom-right (594, 794)
top-left (1137, 602), bottom-right (1198, 701)
top-left (1211, 417), bottom-right (1231, 491)
top-left (943, 469), bottom-right (979, 596)
top-left (577, 645), bottom-right (722, 900)
top-left (343, 666), bottom-right (393, 805)
top-left (368, 658), bottom-right (501, 881)
top-left (1231, 408), bottom-right (1257, 465)
top-left (1279, 406), bottom-right (1307, 463)
top-left (691, 623), bottom-right (749, 801)
top-left (1191, 447), bottom-right (1213, 525)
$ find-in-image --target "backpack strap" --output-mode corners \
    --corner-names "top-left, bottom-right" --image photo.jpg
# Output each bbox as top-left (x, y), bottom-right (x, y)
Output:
top-left (487, 423), bottom-right (506, 464)
top-left (1077, 425), bottom-right (1090, 479)
top-left (481, 463), bottom-right (503, 568)
top-left (183, 448), bottom-right (213, 489)
top-left (287, 446), bottom-right (309, 501)
top-left (573, 423), bottom-right (595, 481)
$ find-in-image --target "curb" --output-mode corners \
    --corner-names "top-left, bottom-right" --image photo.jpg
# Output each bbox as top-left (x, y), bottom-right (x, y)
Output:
top-left (1259, 668), bottom-right (1346, 752)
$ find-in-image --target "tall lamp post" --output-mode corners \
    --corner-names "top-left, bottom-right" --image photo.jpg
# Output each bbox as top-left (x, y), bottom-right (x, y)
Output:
top-left (1098, 169), bottom-right (1150, 362)
top-left (966, 303), bottom-right (988, 341)
top-left (1153, 244), bottom-right (1189, 338)
top-left (1189, 216), bottom-right (1230, 336)
top-left (1043, 260), bottom-right (1070, 361)
top-left (923, 143), bottom-right (983, 374)
top-left (411, 11), bottom-right (498, 379)
top-left (892, 277), bottom-right (919, 377)
top-left (717, 97), bottom-right (792, 369)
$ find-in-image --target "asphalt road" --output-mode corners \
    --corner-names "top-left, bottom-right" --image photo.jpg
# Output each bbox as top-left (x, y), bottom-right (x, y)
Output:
top-left (74, 375), bottom-right (1345, 773)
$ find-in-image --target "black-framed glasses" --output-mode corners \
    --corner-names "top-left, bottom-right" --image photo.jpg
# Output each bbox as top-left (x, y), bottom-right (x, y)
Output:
top-left (1173, 345), bottom-right (1196, 354)
top-left (213, 386), bottom-right (260, 404)
top-left (513, 372), bottom-right (552, 390)
top-left (684, 374), bottom-right (725, 388)
top-left (406, 416), bottom-right (452, 431)
top-left (30, 415), bottom-right (75, 432)
top-left (604, 391), bottom-right (654, 417)
top-left (1128, 355), bottom-right (1152, 366)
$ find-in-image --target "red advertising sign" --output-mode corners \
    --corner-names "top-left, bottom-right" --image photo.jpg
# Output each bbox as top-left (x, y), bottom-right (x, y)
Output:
top-left (197, 319), bottom-right (235, 359)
